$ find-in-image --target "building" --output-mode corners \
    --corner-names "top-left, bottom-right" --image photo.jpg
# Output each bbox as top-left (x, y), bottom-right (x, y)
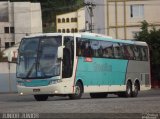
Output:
top-left (56, 0), bottom-right (106, 34)
top-left (0, 1), bottom-right (42, 51)
top-left (56, 8), bottom-right (85, 33)
top-left (105, 0), bottom-right (160, 40)
top-left (56, 0), bottom-right (160, 40)
top-left (85, 0), bottom-right (106, 34)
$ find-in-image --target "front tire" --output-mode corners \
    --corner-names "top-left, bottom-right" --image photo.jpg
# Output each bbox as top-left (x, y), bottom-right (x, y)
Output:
top-left (118, 81), bottom-right (132, 98)
top-left (126, 81), bottom-right (132, 97)
top-left (34, 95), bottom-right (48, 101)
top-left (68, 82), bottom-right (83, 99)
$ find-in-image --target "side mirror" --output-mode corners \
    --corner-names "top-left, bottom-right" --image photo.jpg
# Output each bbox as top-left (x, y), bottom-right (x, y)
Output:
top-left (57, 46), bottom-right (64, 59)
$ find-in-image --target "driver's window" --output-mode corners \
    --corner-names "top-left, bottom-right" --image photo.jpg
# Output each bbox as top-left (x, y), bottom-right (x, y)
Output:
top-left (62, 36), bottom-right (74, 78)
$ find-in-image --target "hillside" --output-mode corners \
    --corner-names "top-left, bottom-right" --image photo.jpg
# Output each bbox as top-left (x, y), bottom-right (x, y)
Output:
top-left (9, 0), bottom-right (84, 32)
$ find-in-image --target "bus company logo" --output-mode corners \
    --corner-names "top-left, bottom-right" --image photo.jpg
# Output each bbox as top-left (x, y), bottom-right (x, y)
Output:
top-left (84, 57), bottom-right (93, 62)
top-left (93, 63), bottom-right (112, 72)
top-left (26, 80), bottom-right (32, 82)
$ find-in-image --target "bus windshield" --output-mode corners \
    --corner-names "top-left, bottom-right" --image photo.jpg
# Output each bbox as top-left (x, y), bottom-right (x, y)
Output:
top-left (17, 36), bottom-right (62, 79)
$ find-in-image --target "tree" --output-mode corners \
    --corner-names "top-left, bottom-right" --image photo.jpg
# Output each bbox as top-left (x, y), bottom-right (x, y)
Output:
top-left (135, 20), bottom-right (160, 65)
top-left (40, 0), bottom-right (84, 32)
top-left (135, 20), bottom-right (160, 81)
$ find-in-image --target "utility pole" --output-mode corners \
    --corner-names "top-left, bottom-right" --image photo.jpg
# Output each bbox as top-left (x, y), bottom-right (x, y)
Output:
top-left (0, 38), bottom-right (1, 52)
top-left (85, 2), bottom-right (96, 33)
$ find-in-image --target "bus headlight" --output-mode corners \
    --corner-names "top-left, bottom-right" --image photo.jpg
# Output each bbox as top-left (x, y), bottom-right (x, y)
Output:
top-left (49, 79), bottom-right (62, 85)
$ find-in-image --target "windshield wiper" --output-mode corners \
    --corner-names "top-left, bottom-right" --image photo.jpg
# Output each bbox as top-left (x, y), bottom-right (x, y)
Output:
top-left (26, 63), bottom-right (36, 78)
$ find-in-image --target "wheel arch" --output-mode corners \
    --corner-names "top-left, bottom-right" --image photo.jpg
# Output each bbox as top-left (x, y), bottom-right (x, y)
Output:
top-left (126, 79), bottom-right (133, 86)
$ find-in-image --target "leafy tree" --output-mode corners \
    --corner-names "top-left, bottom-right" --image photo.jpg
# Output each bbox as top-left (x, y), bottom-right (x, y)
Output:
top-left (135, 20), bottom-right (160, 80)
top-left (40, 0), bottom-right (84, 32)
top-left (135, 20), bottom-right (160, 65)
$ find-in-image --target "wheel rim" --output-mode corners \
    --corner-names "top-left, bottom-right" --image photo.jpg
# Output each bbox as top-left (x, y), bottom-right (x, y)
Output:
top-left (127, 86), bottom-right (131, 95)
top-left (75, 86), bottom-right (80, 96)
top-left (127, 83), bottom-right (131, 96)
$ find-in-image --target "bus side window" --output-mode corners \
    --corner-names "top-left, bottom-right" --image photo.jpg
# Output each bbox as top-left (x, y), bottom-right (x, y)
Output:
top-left (113, 43), bottom-right (122, 59)
top-left (103, 48), bottom-right (109, 58)
top-left (127, 45), bottom-right (135, 60)
top-left (76, 38), bottom-right (82, 56)
top-left (90, 40), bottom-right (99, 57)
top-left (123, 45), bottom-right (130, 59)
top-left (84, 41), bottom-right (93, 57)
top-left (138, 46), bottom-right (143, 60)
top-left (78, 40), bottom-right (86, 57)
top-left (140, 47), bottom-right (148, 61)
top-left (107, 46), bottom-right (113, 58)
top-left (133, 46), bottom-right (141, 61)
top-left (143, 47), bottom-right (148, 61)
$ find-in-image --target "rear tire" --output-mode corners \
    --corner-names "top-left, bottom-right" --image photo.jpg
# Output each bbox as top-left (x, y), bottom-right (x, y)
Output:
top-left (34, 95), bottom-right (48, 101)
top-left (90, 93), bottom-right (108, 98)
top-left (68, 82), bottom-right (83, 99)
top-left (132, 82), bottom-right (139, 97)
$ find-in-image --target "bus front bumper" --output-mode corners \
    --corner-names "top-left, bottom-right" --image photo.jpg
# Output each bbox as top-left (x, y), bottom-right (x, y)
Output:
top-left (17, 84), bottom-right (72, 95)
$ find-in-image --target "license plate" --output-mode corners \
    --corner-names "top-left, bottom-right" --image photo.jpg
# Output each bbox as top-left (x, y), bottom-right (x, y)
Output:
top-left (33, 89), bottom-right (40, 92)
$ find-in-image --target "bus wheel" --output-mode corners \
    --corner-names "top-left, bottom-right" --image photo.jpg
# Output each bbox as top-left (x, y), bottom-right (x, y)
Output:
top-left (126, 81), bottom-right (132, 97)
top-left (68, 82), bottom-right (83, 100)
top-left (132, 82), bottom-right (139, 97)
top-left (90, 93), bottom-right (108, 98)
top-left (34, 95), bottom-right (48, 101)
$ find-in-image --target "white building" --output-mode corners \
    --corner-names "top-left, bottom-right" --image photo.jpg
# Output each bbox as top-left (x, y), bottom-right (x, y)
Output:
top-left (105, 0), bottom-right (160, 40)
top-left (56, 0), bottom-right (106, 34)
top-left (0, 1), bottom-right (42, 51)
top-left (56, 8), bottom-right (85, 33)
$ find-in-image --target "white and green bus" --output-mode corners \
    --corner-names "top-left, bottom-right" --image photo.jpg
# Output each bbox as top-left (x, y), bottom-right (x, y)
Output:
top-left (16, 33), bottom-right (151, 101)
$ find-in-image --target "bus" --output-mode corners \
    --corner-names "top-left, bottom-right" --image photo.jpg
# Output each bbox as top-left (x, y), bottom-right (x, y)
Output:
top-left (16, 32), bottom-right (151, 101)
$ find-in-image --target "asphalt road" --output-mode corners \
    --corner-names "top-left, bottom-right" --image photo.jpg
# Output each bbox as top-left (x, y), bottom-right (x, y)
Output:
top-left (0, 89), bottom-right (160, 114)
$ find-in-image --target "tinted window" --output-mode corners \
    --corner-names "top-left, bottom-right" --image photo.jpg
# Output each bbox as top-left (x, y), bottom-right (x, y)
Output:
top-left (133, 46), bottom-right (141, 60)
top-left (122, 44), bottom-right (134, 60)
top-left (76, 38), bottom-right (148, 61)
top-left (113, 43), bottom-right (122, 59)
top-left (139, 46), bottom-right (148, 61)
